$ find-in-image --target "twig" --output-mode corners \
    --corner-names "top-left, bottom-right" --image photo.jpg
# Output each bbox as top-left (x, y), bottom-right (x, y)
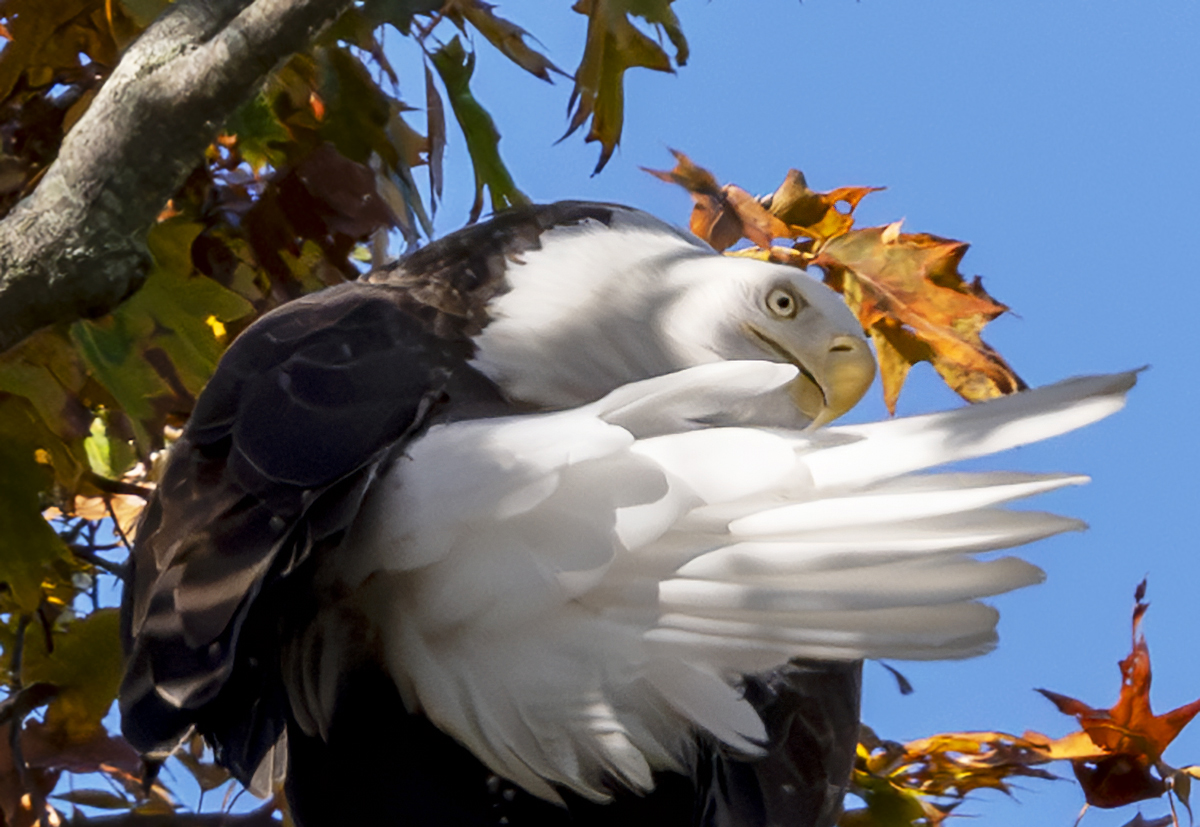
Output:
top-left (68, 544), bottom-right (128, 579)
top-left (67, 801), bottom-right (279, 826)
top-left (105, 496), bottom-right (134, 553)
top-left (84, 471), bottom-right (152, 499)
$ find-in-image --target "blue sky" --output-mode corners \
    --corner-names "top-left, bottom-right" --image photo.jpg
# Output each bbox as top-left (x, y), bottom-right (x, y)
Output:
top-left (384, 2), bottom-right (1200, 823)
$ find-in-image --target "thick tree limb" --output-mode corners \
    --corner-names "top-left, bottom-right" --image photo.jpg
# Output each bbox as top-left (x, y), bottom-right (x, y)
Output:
top-left (0, 0), bottom-right (356, 354)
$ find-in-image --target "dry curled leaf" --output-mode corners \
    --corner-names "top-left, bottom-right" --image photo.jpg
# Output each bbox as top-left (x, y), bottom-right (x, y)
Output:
top-left (648, 151), bottom-right (879, 251)
top-left (444, 0), bottom-right (564, 82)
top-left (651, 152), bottom-right (1023, 413)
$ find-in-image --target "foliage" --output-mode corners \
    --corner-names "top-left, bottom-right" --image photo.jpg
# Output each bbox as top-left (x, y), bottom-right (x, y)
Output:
top-left (647, 151), bottom-right (1025, 413)
top-left (0, 1), bottom-right (1188, 826)
top-left (838, 584), bottom-right (1200, 827)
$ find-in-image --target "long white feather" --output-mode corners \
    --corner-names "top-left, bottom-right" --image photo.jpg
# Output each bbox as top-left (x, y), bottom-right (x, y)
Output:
top-left (336, 361), bottom-right (1135, 802)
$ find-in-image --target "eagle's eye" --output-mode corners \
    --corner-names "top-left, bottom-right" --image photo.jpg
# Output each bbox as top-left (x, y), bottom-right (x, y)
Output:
top-left (766, 287), bottom-right (802, 319)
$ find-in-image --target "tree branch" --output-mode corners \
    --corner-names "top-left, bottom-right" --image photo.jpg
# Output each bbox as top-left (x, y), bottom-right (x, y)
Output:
top-left (0, 0), bottom-right (356, 354)
top-left (74, 803), bottom-right (280, 827)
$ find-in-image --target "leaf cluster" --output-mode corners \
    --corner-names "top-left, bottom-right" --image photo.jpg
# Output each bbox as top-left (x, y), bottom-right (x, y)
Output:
top-left (843, 584), bottom-right (1200, 827)
top-left (648, 151), bottom-right (1025, 413)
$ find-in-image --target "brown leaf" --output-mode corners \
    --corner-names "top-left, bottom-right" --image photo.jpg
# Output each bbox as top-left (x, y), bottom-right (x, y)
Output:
top-left (646, 150), bottom-right (787, 251)
top-left (445, 0), bottom-right (564, 82)
top-left (764, 169), bottom-right (882, 242)
top-left (425, 64), bottom-right (445, 204)
top-left (815, 224), bottom-right (1025, 412)
top-left (567, 0), bottom-right (677, 172)
top-left (1032, 583), bottom-right (1200, 809)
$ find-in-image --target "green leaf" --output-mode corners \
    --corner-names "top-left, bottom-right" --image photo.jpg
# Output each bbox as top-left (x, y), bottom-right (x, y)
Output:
top-left (114, 0), bottom-right (170, 28)
top-left (0, 430), bottom-right (72, 613)
top-left (82, 410), bottom-right (136, 481)
top-left (70, 220), bottom-right (254, 450)
top-left (0, 327), bottom-right (97, 490)
top-left (429, 36), bottom-right (529, 222)
top-left (319, 47), bottom-right (397, 167)
top-left (22, 609), bottom-right (123, 741)
top-left (224, 93), bottom-right (291, 172)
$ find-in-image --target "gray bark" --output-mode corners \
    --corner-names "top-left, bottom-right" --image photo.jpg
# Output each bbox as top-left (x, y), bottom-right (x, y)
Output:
top-left (0, 0), bottom-right (356, 354)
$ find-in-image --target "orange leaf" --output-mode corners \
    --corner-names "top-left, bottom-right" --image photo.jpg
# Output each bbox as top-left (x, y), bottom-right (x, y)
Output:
top-left (309, 90), bottom-right (325, 121)
top-left (815, 224), bottom-right (1024, 412)
top-left (764, 169), bottom-right (883, 243)
top-left (1034, 582), bottom-right (1200, 809)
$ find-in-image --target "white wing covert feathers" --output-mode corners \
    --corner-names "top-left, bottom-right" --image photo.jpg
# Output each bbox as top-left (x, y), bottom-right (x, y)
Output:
top-left (328, 361), bottom-right (1137, 804)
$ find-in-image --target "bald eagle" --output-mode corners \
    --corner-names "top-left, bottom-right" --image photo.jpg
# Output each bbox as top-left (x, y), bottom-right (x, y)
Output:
top-left (119, 202), bottom-right (1133, 827)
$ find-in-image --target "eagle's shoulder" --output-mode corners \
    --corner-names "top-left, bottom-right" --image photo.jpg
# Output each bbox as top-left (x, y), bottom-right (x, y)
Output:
top-left (370, 201), bottom-right (680, 337)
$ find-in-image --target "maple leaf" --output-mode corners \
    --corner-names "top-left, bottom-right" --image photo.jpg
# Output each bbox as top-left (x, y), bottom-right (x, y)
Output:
top-left (815, 224), bottom-right (1025, 413)
top-left (762, 168), bottom-right (883, 245)
top-left (1031, 581), bottom-right (1200, 809)
top-left (568, 0), bottom-right (683, 173)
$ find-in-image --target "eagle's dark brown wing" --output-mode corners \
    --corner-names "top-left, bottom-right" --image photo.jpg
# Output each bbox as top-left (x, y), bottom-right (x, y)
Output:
top-left (118, 281), bottom-right (499, 778)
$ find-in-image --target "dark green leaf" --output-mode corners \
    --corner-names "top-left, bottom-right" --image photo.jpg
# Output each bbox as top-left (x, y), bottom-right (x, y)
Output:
top-left (70, 220), bottom-right (253, 450)
top-left (22, 609), bottom-right (123, 740)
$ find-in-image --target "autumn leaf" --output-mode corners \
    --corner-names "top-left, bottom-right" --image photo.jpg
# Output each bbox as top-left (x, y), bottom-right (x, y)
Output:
top-left (652, 152), bottom-right (1020, 412)
top-left (647, 150), bottom-right (787, 250)
top-left (816, 224), bottom-right (1025, 413)
top-left (425, 63), bottom-right (446, 207)
top-left (568, 0), bottom-right (683, 173)
top-left (648, 151), bottom-right (880, 251)
top-left (1031, 581), bottom-right (1200, 810)
top-left (445, 0), bottom-right (564, 82)
top-left (763, 168), bottom-right (883, 245)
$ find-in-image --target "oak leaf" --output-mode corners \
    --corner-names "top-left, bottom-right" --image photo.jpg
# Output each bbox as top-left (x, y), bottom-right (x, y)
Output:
top-left (445, 0), bottom-right (564, 82)
top-left (430, 36), bottom-right (528, 222)
top-left (1032, 582), bottom-right (1200, 809)
top-left (568, 0), bottom-right (683, 173)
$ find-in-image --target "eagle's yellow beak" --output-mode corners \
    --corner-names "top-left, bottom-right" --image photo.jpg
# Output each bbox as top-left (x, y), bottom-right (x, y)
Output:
top-left (789, 334), bottom-right (876, 427)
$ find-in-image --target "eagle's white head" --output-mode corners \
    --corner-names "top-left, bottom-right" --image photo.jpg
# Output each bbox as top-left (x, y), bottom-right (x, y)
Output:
top-left (469, 209), bottom-right (876, 427)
